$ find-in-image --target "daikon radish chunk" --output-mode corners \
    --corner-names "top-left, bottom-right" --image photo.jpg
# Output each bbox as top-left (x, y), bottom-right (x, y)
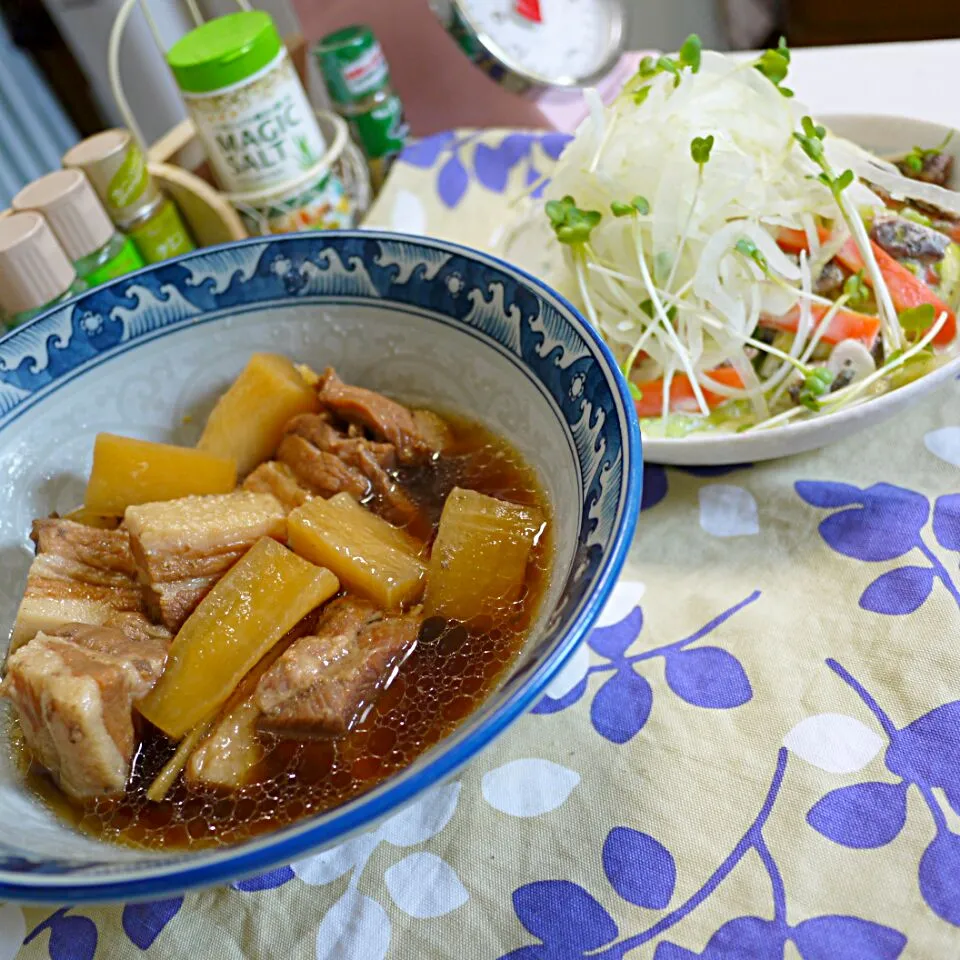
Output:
top-left (197, 353), bottom-right (319, 475)
top-left (424, 488), bottom-right (543, 624)
top-left (137, 537), bottom-right (338, 739)
top-left (326, 492), bottom-right (424, 556)
top-left (84, 434), bottom-right (236, 515)
top-left (287, 494), bottom-right (426, 609)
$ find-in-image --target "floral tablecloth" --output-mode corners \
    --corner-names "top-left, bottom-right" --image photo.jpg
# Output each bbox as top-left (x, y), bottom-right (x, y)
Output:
top-left (5, 129), bottom-right (960, 960)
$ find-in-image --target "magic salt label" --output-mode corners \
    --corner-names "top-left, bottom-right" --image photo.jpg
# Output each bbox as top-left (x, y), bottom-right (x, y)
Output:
top-left (167, 11), bottom-right (328, 195)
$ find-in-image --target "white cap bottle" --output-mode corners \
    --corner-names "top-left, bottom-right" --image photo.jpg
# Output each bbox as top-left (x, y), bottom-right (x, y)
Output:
top-left (13, 170), bottom-right (144, 286)
top-left (0, 212), bottom-right (86, 328)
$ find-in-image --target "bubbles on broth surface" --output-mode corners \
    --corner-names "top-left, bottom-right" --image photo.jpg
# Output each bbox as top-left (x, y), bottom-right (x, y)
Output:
top-left (22, 416), bottom-right (552, 850)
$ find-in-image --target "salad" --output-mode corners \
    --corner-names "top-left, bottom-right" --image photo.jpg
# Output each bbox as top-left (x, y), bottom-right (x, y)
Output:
top-left (541, 38), bottom-right (960, 436)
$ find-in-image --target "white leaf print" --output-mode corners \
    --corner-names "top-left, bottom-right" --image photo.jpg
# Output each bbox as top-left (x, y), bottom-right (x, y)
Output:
top-left (784, 713), bottom-right (884, 774)
top-left (316, 890), bottom-right (391, 960)
top-left (390, 190), bottom-right (427, 235)
top-left (0, 904), bottom-right (24, 960)
top-left (481, 758), bottom-right (580, 817)
top-left (596, 579), bottom-right (647, 627)
top-left (383, 852), bottom-right (469, 918)
top-left (377, 781), bottom-right (461, 847)
top-left (293, 832), bottom-right (376, 886)
top-left (544, 640), bottom-right (590, 699)
top-left (925, 427), bottom-right (960, 467)
top-left (699, 484), bottom-right (760, 537)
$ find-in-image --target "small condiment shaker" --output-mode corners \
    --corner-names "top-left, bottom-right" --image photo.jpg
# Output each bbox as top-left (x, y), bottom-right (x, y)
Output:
top-left (62, 129), bottom-right (195, 264)
top-left (0, 212), bottom-right (85, 328)
top-left (13, 170), bottom-right (144, 286)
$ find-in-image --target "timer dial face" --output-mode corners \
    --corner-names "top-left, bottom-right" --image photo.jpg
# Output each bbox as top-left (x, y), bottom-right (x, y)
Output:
top-left (454, 0), bottom-right (624, 87)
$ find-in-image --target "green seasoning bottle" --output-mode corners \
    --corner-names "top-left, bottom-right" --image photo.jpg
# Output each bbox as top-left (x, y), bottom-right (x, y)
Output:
top-left (14, 170), bottom-right (144, 287)
top-left (314, 25), bottom-right (409, 190)
top-left (0, 213), bottom-right (86, 329)
top-left (63, 130), bottom-right (195, 264)
top-left (167, 12), bottom-right (328, 195)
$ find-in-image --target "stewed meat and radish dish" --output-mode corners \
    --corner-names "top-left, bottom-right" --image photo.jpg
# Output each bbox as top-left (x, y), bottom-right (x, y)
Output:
top-left (1, 355), bottom-right (550, 848)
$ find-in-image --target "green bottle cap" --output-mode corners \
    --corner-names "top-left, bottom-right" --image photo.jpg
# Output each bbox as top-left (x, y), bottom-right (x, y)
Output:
top-left (167, 12), bottom-right (282, 94)
top-left (314, 24), bottom-right (389, 106)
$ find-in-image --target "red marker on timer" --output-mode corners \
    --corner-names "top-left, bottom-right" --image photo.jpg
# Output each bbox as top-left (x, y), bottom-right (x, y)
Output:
top-left (432, 0), bottom-right (624, 89)
top-left (515, 0), bottom-right (543, 23)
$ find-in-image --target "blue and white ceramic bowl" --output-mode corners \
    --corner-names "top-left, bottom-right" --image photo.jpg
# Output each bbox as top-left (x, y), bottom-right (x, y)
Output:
top-left (0, 231), bottom-right (641, 902)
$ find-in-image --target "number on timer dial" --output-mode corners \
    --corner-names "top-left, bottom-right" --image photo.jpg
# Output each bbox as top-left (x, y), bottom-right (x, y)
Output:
top-left (461, 0), bottom-right (622, 86)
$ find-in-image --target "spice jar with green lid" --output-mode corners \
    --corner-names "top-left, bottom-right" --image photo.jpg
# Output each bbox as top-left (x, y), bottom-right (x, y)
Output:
top-left (63, 129), bottom-right (195, 264)
top-left (167, 11), bottom-right (328, 195)
top-left (314, 25), bottom-right (409, 190)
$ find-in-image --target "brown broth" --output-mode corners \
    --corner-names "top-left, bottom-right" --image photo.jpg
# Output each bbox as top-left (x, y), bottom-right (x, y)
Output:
top-left (17, 414), bottom-right (552, 850)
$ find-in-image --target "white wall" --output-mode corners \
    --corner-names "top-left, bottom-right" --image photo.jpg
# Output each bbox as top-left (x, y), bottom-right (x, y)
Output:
top-left (198, 0), bottom-right (299, 36)
top-left (203, 0), bottom-right (728, 56)
top-left (42, 0), bottom-right (727, 154)
top-left (42, 0), bottom-right (193, 145)
top-left (624, 0), bottom-right (726, 51)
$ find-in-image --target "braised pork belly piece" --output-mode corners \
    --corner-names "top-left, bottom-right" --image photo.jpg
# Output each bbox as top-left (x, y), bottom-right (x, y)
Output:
top-left (241, 460), bottom-right (310, 512)
top-left (277, 413), bottom-right (421, 528)
top-left (125, 491), bottom-right (286, 631)
top-left (187, 598), bottom-right (422, 790)
top-left (184, 609), bottom-right (323, 791)
top-left (315, 368), bottom-right (450, 465)
top-left (11, 520), bottom-right (144, 652)
top-left (256, 596), bottom-right (421, 738)
top-left (1, 621), bottom-right (169, 799)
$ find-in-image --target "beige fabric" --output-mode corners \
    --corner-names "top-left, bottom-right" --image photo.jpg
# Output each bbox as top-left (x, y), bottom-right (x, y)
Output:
top-left (10, 129), bottom-right (960, 959)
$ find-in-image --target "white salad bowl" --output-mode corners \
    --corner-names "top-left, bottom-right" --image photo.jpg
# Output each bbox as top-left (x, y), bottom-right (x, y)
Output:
top-left (642, 114), bottom-right (960, 466)
top-left (491, 114), bottom-right (960, 467)
top-left (0, 231), bottom-right (641, 901)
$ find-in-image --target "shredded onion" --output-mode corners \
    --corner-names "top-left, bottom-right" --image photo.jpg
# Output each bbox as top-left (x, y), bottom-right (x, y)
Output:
top-left (541, 47), bottom-right (960, 430)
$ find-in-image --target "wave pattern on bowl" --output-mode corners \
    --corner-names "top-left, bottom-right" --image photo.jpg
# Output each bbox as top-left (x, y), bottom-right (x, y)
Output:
top-left (0, 231), bottom-right (639, 900)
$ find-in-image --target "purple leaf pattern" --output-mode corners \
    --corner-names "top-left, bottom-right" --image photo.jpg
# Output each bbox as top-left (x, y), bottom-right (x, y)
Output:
top-left (795, 481), bottom-right (864, 508)
top-left (533, 593), bottom-right (758, 740)
top-left (791, 915), bottom-right (907, 960)
top-left (802, 661), bottom-right (960, 931)
top-left (437, 154), bottom-right (469, 209)
top-left (885, 700), bottom-right (960, 791)
top-left (806, 782), bottom-right (908, 848)
top-left (539, 133), bottom-right (572, 161)
top-left (859, 566), bottom-right (935, 614)
top-left (641, 465), bottom-right (669, 512)
top-left (398, 131), bottom-right (456, 168)
top-left (797, 481), bottom-right (960, 616)
top-left (919, 831), bottom-right (960, 926)
top-left (664, 647), bottom-right (752, 709)
top-left (121, 898), bottom-right (184, 950)
top-left (231, 865), bottom-right (296, 891)
top-left (25, 910), bottom-right (98, 960)
top-left (655, 917), bottom-right (786, 959)
top-left (816, 484), bottom-right (928, 561)
top-left (512, 881), bottom-right (618, 952)
top-left (588, 608), bottom-right (642, 659)
top-left (397, 130), bottom-right (572, 209)
top-left (591, 668), bottom-right (652, 744)
top-left (602, 827), bottom-right (676, 909)
top-left (933, 494), bottom-right (960, 551)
